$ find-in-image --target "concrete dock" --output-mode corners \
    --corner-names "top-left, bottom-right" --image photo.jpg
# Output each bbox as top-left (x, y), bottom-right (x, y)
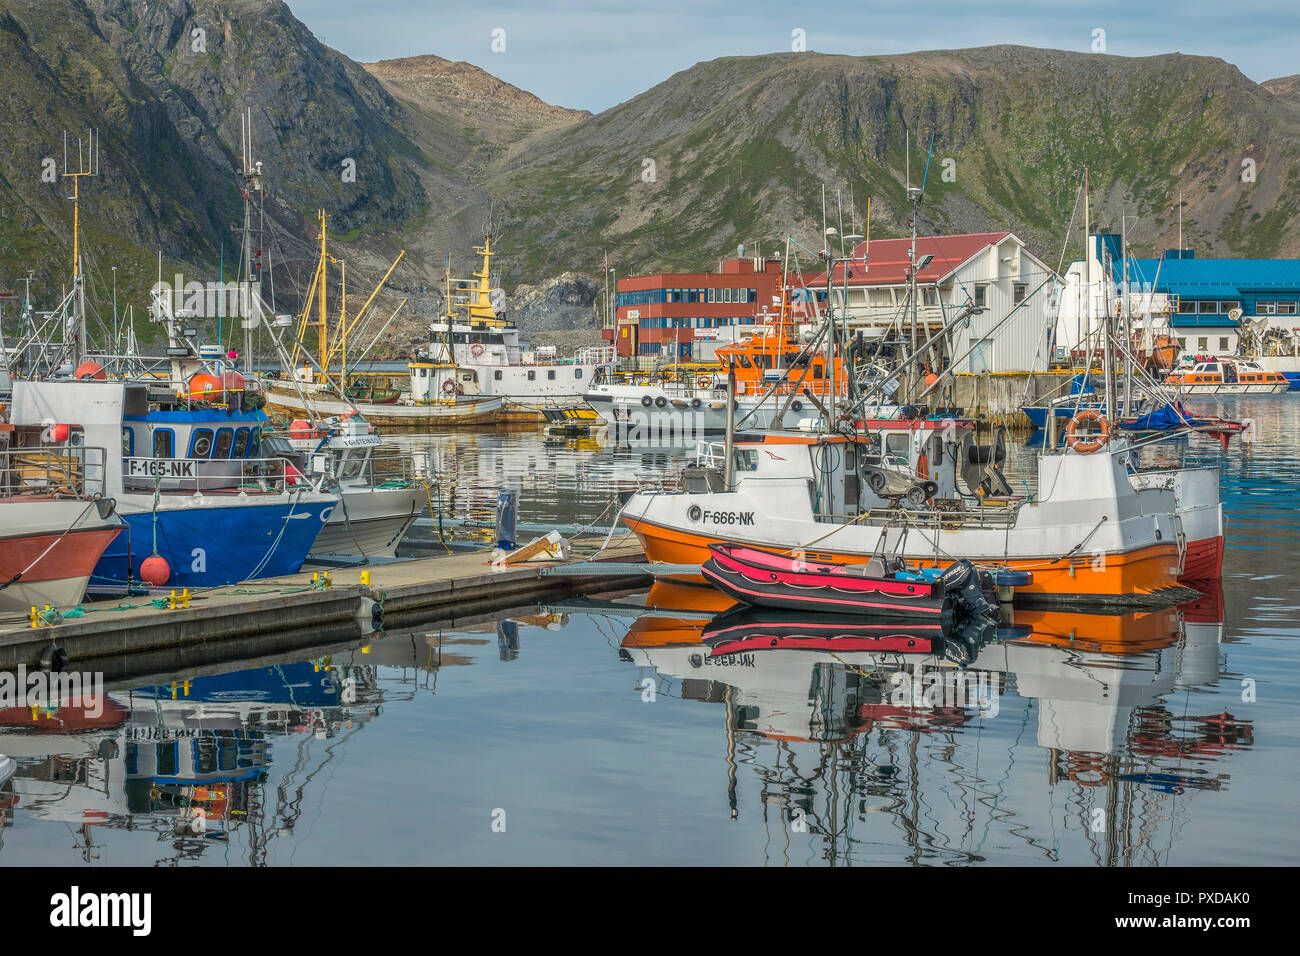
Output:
top-left (0, 537), bottom-right (651, 672)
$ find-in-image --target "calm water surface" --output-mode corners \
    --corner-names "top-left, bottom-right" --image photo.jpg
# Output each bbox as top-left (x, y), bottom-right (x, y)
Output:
top-left (1, 396), bottom-right (1297, 865)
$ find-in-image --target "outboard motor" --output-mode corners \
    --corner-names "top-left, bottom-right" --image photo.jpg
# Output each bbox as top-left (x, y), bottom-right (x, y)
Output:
top-left (938, 559), bottom-right (999, 619)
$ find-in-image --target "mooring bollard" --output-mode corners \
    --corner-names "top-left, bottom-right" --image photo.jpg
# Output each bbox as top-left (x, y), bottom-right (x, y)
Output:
top-left (496, 489), bottom-right (518, 550)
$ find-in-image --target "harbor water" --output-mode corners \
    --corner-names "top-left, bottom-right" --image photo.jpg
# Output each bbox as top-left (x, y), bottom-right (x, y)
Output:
top-left (1, 395), bottom-right (1297, 866)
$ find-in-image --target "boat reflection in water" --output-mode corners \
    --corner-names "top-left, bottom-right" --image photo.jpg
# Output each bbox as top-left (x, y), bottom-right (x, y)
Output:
top-left (0, 650), bottom-right (403, 862)
top-left (620, 580), bottom-right (1247, 865)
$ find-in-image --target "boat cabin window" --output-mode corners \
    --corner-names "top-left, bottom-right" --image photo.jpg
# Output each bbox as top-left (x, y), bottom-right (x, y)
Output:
top-left (527, 370), bottom-right (536, 381)
top-left (575, 368), bottom-right (583, 379)
top-left (190, 429), bottom-right (214, 459)
top-left (247, 429), bottom-right (261, 459)
top-left (122, 427), bottom-right (133, 457)
top-left (233, 428), bottom-right (249, 458)
top-left (215, 428), bottom-right (234, 459)
top-left (494, 370), bottom-right (503, 380)
top-left (885, 433), bottom-right (910, 461)
top-left (153, 429), bottom-right (174, 458)
top-left (1204, 363), bottom-right (1219, 372)
top-left (734, 448), bottom-right (758, 472)
top-left (339, 452), bottom-right (368, 481)
top-left (736, 355), bottom-right (753, 369)
top-left (547, 370), bottom-right (556, 380)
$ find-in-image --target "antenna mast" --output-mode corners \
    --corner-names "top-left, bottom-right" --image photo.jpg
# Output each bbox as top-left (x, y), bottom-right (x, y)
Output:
top-left (63, 129), bottom-right (99, 363)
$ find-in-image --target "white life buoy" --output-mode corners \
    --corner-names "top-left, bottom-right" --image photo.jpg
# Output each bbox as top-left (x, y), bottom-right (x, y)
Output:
top-left (470, 343), bottom-right (485, 358)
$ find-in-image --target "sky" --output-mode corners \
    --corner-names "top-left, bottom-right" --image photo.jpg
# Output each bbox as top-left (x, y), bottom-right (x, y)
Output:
top-left (289, 0), bottom-right (1300, 113)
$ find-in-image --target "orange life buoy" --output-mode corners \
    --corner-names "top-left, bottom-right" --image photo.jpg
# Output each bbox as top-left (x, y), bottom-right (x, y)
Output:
top-left (1065, 409), bottom-right (1111, 454)
top-left (1065, 751), bottom-right (1109, 787)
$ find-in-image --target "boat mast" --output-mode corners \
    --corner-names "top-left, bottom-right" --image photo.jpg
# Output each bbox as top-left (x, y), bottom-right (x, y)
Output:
top-left (317, 210), bottom-right (329, 381)
top-left (1122, 214), bottom-right (1132, 414)
top-left (63, 129), bottom-right (98, 364)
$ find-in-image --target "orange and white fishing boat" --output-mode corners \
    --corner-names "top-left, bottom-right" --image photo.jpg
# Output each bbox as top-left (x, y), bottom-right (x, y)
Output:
top-left (1163, 358), bottom-right (1288, 394)
top-left (620, 411), bottom-right (1221, 606)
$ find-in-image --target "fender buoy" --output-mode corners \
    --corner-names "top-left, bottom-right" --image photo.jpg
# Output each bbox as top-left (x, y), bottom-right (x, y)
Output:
top-left (641, 395), bottom-right (653, 408)
top-left (1065, 409), bottom-right (1111, 454)
top-left (690, 397), bottom-right (702, 409)
top-left (74, 361), bottom-right (106, 381)
top-left (139, 554), bottom-right (171, 587)
top-left (654, 395), bottom-right (667, 408)
top-left (791, 399), bottom-right (803, 412)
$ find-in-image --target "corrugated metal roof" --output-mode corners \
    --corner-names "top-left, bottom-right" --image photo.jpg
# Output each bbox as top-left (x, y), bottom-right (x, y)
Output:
top-left (807, 232), bottom-right (1013, 286)
top-left (1116, 257), bottom-right (1300, 297)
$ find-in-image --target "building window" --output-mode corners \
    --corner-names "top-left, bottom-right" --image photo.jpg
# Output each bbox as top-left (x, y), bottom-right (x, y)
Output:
top-left (1219, 337), bottom-right (1230, 351)
top-left (1198, 337), bottom-right (1209, 349)
top-left (922, 287), bottom-right (939, 306)
top-left (1278, 302), bottom-right (1297, 314)
top-left (1177, 338), bottom-right (1187, 350)
top-left (973, 285), bottom-right (986, 308)
top-left (1178, 299), bottom-right (1197, 313)
top-left (1258, 301), bottom-right (1277, 314)
top-left (1198, 300), bottom-right (1219, 314)
top-left (1013, 283), bottom-right (1027, 305)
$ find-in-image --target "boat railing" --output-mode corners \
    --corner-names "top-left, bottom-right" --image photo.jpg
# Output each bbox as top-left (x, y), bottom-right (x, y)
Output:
top-left (0, 446), bottom-right (108, 500)
top-left (121, 455), bottom-right (305, 495)
top-left (694, 440), bottom-right (728, 469)
top-left (574, 345), bottom-right (618, 366)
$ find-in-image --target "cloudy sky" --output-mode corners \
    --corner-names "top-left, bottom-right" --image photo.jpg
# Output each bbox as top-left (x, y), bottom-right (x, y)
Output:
top-left (291, 0), bottom-right (1299, 113)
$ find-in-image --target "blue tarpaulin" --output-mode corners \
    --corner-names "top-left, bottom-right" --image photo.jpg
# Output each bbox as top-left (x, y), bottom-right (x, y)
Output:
top-left (1118, 402), bottom-right (1207, 431)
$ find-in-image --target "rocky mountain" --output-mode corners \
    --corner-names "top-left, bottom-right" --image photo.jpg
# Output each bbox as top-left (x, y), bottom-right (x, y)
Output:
top-left (476, 47), bottom-right (1300, 284)
top-left (3, 3), bottom-right (1300, 354)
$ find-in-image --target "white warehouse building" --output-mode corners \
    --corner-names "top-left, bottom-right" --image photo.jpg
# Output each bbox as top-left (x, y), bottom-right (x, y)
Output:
top-left (807, 231), bottom-right (1061, 374)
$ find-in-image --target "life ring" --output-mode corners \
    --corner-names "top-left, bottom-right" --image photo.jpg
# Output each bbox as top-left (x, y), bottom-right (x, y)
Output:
top-left (641, 395), bottom-right (653, 408)
top-left (470, 343), bottom-right (485, 357)
top-left (1065, 409), bottom-right (1111, 454)
top-left (442, 379), bottom-right (462, 396)
top-left (697, 375), bottom-right (713, 389)
top-left (1065, 752), bottom-right (1109, 787)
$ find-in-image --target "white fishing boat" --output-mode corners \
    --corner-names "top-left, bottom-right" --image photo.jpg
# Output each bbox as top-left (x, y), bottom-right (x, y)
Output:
top-left (265, 413), bottom-right (426, 558)
top-left (410, 237), bottom-right (617, 418)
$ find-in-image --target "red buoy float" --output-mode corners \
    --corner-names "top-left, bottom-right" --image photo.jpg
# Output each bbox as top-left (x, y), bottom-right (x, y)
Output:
top-left (289, 419), bottom-right (315, 439)
top-left (188, 373), bottom-right (223, 402)
top-left (74, 361), bottom-right (106, 381)
top-left (47, 423), bottom-right (71, 443)
top-left (139, 554), bottom-right (171, 587)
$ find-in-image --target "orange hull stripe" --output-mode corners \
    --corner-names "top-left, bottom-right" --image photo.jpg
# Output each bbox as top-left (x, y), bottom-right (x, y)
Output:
top-left (624, 516), bottom-right (1184, 597)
